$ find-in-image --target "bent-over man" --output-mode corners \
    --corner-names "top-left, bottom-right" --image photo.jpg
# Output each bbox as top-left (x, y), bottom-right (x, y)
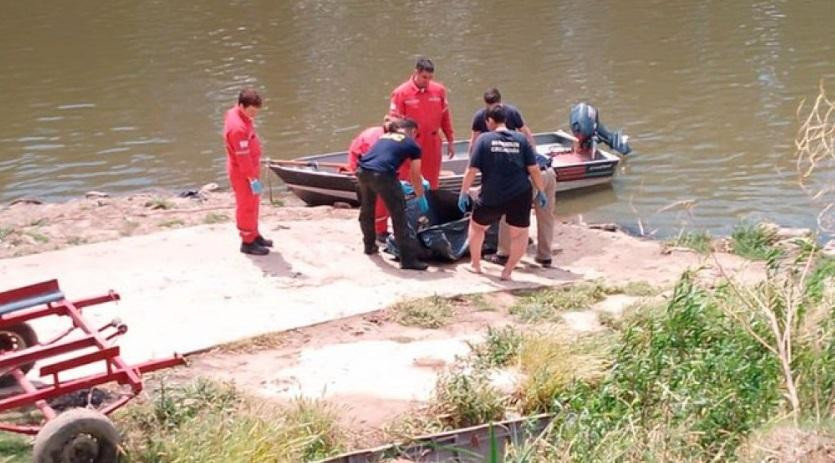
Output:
top-left (356, 118), bottom-right (430, 271)
top-left (459, 105), bottom-right (547, 281)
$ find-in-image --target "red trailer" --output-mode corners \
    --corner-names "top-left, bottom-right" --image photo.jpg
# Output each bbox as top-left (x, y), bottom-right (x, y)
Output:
top-left (0, 280), bottom-right (185, 462)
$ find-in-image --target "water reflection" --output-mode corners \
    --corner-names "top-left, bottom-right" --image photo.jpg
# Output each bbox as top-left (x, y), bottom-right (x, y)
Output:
top-left (0, 0), bottom-right (833, 237)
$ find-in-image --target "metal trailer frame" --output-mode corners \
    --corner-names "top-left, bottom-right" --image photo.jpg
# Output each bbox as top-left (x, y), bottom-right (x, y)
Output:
top-left (0, 279), bottom-right (184, 456)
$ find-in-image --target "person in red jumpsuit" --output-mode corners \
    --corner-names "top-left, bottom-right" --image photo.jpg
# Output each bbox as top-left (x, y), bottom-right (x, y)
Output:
top-left (347, 116), bottom-right (398, 241)
top-left (224, 88), bottom-right (271, 255)
top-left (389, 57), bottom-right (455, 189)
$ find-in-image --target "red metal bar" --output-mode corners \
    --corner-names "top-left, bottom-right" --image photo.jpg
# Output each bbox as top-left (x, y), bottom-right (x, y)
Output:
top-left (0, 291), bottom-right (120, 327)
top-left (0, 355), bottom-right (184, 412)
top-left (0, 280), bottom-right (60, 305)
top-left (39, 346), bottom-right (120, 377)
top-left (60, 300), bottom-right (143, 388)
top-left (0, 335), bottom-right (97, 371)
top-left (98, 395), bottom-right (133, 417)
top-left (0, 422), bottom-right (40, 436)
top-left (9, 368), bottom-right (56, 421)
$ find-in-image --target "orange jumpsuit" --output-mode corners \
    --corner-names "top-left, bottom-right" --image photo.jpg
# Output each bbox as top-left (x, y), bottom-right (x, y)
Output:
top-left (389, 78), bottom-right (454, 189)
top-left (224, 106), bottom-right (261, 244)
top-left (348, 126), bottom-right (390, 234)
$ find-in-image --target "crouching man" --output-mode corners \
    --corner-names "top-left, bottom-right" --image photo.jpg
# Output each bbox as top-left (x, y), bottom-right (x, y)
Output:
top-left (356, 118), bottom-right (430, 271)
top-left (459, 105), bottom-right (547, 281)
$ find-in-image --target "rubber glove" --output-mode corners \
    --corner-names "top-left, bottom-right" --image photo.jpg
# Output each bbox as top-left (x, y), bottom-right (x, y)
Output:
top-left (417, 195), bottom-right (429, 214)
top-left (400, 181), bottom-right (415, 196)
top-left (535, 190), bottom-right (547, 208)
top-left (421, 178), bottom-right (430, 191)
top-left (458, 192), bottom-right (471, 213)
top-left (249, 178), bottom-right (263, 195)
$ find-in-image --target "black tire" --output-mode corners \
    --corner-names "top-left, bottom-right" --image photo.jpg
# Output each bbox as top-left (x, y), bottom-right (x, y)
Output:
top-left (0, 322), bottom-right (38, 388)
top-left (33, 408), bottom-right (120, 463)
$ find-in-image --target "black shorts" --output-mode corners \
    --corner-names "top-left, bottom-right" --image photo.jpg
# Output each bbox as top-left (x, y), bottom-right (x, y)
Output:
top-left (471, 188), bottom-right (532, 228)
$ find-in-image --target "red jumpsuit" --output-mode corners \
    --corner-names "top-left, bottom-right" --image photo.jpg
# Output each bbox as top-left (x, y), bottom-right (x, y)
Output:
top-left (348, 126), bottom-right (390, 234)
top-left (389, 78), bottom-right (454, 189)
top-left (224, 106), bottom-right (262, 244)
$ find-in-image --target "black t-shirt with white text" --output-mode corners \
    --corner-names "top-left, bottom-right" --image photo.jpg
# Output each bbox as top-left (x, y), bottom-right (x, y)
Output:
top-left (470, 129), bottom-right (536, 207)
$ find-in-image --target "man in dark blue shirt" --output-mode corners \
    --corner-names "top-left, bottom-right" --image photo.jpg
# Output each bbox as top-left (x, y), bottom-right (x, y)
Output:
top-left (468, 88), bottom-right (535, 154)
top-left (357, 118), bottom-right (429, 271)
top-left (459, 105), bottom-right (547, 281)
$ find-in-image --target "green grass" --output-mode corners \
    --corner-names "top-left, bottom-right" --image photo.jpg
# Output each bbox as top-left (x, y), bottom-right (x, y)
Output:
top-left (0, 433), bottom-right (30, 463)
top-left (731, 222), bottom-right (781, 261)
top-left (522, 270), bottom-right (835, 461)
top-left (391, 295), bottom-right (455, 329)
top-left (468, 325), bottom-right (523, 369)
top-left (0, 227), bottom-right (15, 241)
top-left (464, 293), bottom-right (496, 312)
top-left (510, 283), bottom-right (608, 322)
top-left (144, 198), bottom-right (174, 210)
top-left (203, 212), bottom-right (230, 224)
top-left (118, 379), bottom-right (346, 462)
top-left (666, 230), bottom-right (713, 254)
top-left (67, 236), bottom-right (88, 246)
top-left (429, 366), bottom-right (506, 429)
top-left (24, 231), bottom-right (48, 243)
top-left (158, 219), bottom-right (185, 228)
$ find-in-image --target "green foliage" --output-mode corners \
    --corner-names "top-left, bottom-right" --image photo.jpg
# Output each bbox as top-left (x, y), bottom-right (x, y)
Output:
top-left (806, 256), bottom-right (835, 303)
top-left (24, 231), bottom-right (48, 243)
top-left (0, 433), bottom-right (30, 463)
top-left (144, 197), bottom-right (174, 210)
top-left (539, 275), bottom-right (788, 461)
top-left (203, 212), bottom-right (230, 224)
top-left (731, 222), bottom-right (781, 261)
top-left (468, 325), bottom-right (523, 369)
top-left (510, 284), bottom-right (607, 322)
top-left (667, 230), bottom-right (713, 254)
top-left (0, 227), bottom-right (13, 241)
top-left (158, 219), bottom-right (185, 228)
top-left (118, 379), bottom-right (345, 462)
top-left (392, 295), bottom-right (454, 329)
top-left (430, 366), bottom-right (505, 429)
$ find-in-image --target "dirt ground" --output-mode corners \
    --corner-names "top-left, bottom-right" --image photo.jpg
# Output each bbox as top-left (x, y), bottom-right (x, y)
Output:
top-left (0, 186), bottom-right (768, 452)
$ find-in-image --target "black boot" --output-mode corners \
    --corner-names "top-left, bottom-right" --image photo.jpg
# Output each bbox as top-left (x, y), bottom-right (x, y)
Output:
top-left (241, 241), bottom-right (269, 255)
top-left (400, 259), bottom-right (428, 271)
top-left (255, 235), bottom-right (273, 247)
top-left (364, 243), bottom-right (379, 255)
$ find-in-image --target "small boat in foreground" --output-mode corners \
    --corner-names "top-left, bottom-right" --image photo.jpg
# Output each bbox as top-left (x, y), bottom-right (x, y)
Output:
top-left (268, 131), bottom-right (621, 207)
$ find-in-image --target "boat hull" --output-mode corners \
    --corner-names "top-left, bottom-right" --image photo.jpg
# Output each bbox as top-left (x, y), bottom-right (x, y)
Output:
top-left (268, 131), bottom-right (621, 207)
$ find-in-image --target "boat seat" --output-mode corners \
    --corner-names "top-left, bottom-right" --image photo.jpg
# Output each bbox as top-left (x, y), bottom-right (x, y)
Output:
top-left (0, 280), bottom-right (65, 317)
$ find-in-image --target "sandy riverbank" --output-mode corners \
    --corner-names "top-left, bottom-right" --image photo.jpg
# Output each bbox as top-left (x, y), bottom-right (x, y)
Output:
top-left (1, 187), bottom-right (772, 451)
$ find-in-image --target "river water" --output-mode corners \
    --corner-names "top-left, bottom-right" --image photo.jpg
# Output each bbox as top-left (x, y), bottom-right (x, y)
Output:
top-left (1, 0), bottom-right (833, 237)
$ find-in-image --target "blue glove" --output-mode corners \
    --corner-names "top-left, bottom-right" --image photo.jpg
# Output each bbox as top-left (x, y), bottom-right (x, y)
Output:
top-left (458, 192), bottom-right (471, 213)
top-left (400, 181), bottom-right (415, 196)
top-left (249, 179), bottom-right (263, 195)
top-left (535, 190), bottom-right (547, 208)
top-left (421, 178), bottom-right (430, 191)
top-left (417, 195), bottom-right (429, 214)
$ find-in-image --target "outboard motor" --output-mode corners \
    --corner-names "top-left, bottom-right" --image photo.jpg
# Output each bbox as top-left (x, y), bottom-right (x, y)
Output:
top-left (569, 102), bottom-right (632, 155)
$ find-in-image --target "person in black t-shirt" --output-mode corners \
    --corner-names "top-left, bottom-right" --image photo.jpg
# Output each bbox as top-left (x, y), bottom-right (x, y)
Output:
top-left (467, 88), bottom-right (536, 154)
top-left (357, 118), bottom-right (429, 271)
top-left (459, 105), bottom-right (547, 281)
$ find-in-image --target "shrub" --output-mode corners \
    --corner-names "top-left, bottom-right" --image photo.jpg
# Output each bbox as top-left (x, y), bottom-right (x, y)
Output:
top-left (392, 295), bottom-right (454, 329)
top-left (430, 366), bottom-right (505, 429)
top-left (468, 325), bottom-right (523, 369)
top-left (730, 222), bottom-right (781, 261)
top-left (667, 230), bottom-right (713, 254)
top-left (510, 284), bottom-right (607, 322)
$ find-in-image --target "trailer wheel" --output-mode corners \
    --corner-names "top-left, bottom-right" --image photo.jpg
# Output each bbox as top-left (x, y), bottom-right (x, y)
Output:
top-left (0, 322), bottom-right (38, 387)
top-left (33, 408), bottom-right (120, 463)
